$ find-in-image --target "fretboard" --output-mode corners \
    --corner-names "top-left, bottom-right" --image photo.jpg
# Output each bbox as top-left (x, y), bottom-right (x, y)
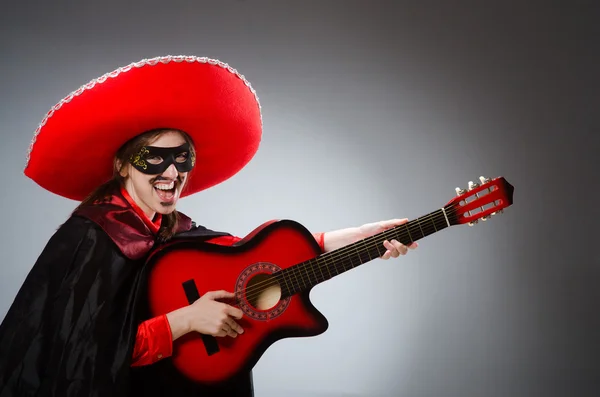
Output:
top-left (274, 208), bottom-right (454, 298)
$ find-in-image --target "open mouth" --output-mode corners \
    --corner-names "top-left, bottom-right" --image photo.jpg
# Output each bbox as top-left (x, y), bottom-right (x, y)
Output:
top-left (154, 181), bottom-right (177, 202)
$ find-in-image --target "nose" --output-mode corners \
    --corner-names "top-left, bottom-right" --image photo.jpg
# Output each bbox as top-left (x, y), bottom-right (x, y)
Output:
top-left (162, 163), bottom-right (178, 179)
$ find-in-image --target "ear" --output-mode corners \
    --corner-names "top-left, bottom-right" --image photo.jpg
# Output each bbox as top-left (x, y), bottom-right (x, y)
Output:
top-left (115, 159), bottom-right (128, 178)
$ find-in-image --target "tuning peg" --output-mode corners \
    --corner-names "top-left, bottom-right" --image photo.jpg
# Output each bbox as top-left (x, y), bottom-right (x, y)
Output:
top-left (455, 187), bottom-right (466, 196)
top-left (468, 220), bottom-right (479, 226)
top-left (479, 176), bottom-right (491, 184)
top-left (481, 215), bottom-right (490, 221)
top-left (468, 181), bottom-right (479, 190)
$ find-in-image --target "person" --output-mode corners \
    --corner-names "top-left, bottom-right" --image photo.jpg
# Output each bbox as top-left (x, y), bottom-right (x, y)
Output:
top-left (0, 55), bottom-right (417, 397)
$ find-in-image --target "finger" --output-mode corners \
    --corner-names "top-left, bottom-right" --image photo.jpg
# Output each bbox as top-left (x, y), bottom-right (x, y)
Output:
top-left (391, 240), bottom-right (408, 255)
top-left (219, 323), bottom-right (236, 338)
top-left (383, 240), bottom-right (400, 258)
top-left (381, 241), bottom-right (393, 259)
top-left (215, 328), bottom-right (228, 337)
top-left (408, 242), bottom-right (419, 249)
top-left (205, 290), bottom-right (235, 301)
top-left (224, 323), bottom-right (238, 338)
top-left (226, 318), bottom-right (244, 334)
top-left (225, 305), bottom-right (244, 320)
top-left (379, 218), bottom-right (408, 229)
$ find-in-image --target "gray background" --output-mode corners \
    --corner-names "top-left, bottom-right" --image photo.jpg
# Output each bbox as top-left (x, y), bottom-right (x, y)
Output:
top-left (1, 1), bottom-right (598, 396)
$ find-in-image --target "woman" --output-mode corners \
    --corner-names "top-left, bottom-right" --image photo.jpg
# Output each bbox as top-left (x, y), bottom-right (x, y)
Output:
top-left (0, 56), bottom-right (415, 397)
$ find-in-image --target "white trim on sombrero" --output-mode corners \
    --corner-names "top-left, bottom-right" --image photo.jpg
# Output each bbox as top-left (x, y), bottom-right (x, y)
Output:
top-left (25, 55), bottom-right (263, 170)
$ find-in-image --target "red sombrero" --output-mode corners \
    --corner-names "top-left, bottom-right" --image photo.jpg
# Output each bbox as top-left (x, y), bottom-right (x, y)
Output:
top-left (24, 55), bottom-right (263, 201)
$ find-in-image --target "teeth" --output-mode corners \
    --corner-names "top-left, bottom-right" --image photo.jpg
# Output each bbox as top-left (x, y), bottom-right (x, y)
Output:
top-left (155, 182), bottom-right (175, 190)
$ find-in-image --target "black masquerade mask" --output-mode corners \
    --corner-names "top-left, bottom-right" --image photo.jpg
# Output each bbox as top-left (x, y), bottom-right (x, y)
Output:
top-left (129, 143), bottom-right (195, 175)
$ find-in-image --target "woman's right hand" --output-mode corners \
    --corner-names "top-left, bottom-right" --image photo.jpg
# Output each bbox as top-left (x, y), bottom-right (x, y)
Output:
top-left (188, 290), bottom-right (244, 338)
top-left (166, 290), bottom-right (245, 341)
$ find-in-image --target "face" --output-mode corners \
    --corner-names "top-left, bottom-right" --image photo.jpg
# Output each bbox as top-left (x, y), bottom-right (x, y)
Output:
top-left (121, 131), bottom-right (194, 218)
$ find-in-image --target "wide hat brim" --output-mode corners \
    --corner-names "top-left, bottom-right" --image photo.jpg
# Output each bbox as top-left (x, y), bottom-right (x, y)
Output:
top-left (24, 55), bottom-right (263, 201)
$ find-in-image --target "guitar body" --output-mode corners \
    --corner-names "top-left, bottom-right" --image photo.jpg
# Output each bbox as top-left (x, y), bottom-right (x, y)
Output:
top-left (146, 220), bottom-right (328, 385)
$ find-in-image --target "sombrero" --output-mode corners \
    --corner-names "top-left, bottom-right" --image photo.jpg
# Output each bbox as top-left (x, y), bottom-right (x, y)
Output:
top-left (24, 55), bottom-right (263, 201)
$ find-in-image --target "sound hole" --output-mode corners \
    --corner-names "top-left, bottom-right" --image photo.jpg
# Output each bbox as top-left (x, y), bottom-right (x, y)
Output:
top-left (245, 273), bottom-right (282, 311)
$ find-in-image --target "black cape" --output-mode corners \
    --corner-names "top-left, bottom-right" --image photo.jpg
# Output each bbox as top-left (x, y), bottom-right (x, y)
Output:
top-left (0, 198), bottom-right (255, 396)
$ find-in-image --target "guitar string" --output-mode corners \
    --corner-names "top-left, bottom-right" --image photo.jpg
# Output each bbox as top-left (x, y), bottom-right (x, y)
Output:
top-left (232, 205), bottom-right (464, 304)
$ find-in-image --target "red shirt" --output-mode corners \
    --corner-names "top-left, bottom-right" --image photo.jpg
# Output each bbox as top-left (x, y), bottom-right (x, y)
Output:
top-left (122, 188), bottom-right (326, 367)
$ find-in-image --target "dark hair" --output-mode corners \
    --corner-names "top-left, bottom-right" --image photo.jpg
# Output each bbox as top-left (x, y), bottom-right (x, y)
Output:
top-left (74, 128), bottom-right (196, 241)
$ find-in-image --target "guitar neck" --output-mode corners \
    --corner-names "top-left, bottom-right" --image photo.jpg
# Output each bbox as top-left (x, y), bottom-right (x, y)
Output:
top-left (276, 207), bottom-right (456, 298)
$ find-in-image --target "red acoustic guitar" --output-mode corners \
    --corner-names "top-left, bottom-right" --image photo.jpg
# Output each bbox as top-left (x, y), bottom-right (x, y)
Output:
top-left (146, 176), bottom-right (514, 385)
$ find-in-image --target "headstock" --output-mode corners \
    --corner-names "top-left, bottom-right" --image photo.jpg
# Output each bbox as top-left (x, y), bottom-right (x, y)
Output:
top-left (445, 176), bottom-right (514, 226)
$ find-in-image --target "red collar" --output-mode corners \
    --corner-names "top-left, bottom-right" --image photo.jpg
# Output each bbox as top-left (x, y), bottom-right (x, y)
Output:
top-left (119, 186), bottom-right (162, 234)
top-left (73, 186), bottom-right (192, 260)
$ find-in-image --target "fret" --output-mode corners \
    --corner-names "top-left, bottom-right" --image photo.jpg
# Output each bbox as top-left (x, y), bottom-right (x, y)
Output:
top-left (350, 248), bottom-right (361, 268)
top-left (296, 266), bottom-right (306, 290)
top-left (303, 263), bottom-right (314, 286)
top-left (279, 270), bottom-right (292, 297)
top-left (377, 239), bottom-right (385, 256)
top-left (352, 243), bottom-right (362, 270)
top-left (309, 260), bottom-right (318, 285)
top-left (414, 222), bottom-right (425, 239)
top-left (429, 214), bottom-right (438, 232)
top-left (324, 257), bottom-right (332, 279)
top-left (286, 268), bottom-right (296, 296)
top-left (403, 223), bottom-right (414, 243)
top-left (304, 263), bottom-right (313, 285)
top-left (347, 251), bottom-right (359, 270)
top-left (337, 256), bottom-right (345, 274)
top-left (337, 257), bottom-right (346, 273)
top-left (415, 217), bottom-right (425, 238)
top-left (278, 271), bottom-right (290, 297)
top-left (315, 259), bottom-right (326, 283)
top-left (332, 254), bottom-right (340, 275)
top-left (435, 213), bottom-right (446, 231)
top-left (294, 269), bottom-right (302, 295)
top-left (361, 239), bottom-right (373, 262)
